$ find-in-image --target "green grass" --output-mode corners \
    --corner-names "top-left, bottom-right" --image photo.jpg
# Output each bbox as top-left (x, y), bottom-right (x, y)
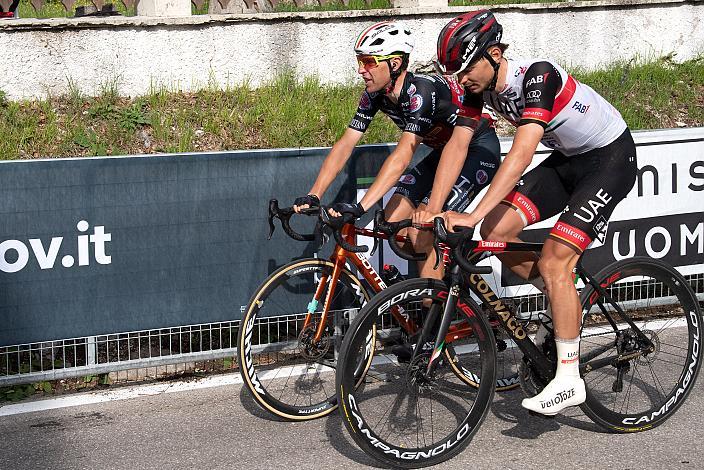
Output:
top-left (0, 57), bottom-right (702, 160)
top-left (273, 0), bottom-right (391, 12)
top-left (17, 0), bottom-right (136, 18)
top-left (14, 0), bottom-right (380, 18)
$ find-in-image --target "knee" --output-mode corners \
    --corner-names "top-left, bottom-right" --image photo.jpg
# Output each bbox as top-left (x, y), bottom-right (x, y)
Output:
top-left (537, 256), bottom-right (572, 291)
top-left (480, 208), bottom-right (521, 241)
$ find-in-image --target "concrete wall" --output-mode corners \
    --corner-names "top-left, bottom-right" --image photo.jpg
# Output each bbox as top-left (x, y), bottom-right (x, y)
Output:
top-left (1, 0), bottom-right (702, 100)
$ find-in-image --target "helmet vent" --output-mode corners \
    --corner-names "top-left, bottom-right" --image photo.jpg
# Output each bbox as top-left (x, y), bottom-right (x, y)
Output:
top-left (370, 38), bottom-right (384, 46)
top-left (389, 30), bottom-right (398, 36)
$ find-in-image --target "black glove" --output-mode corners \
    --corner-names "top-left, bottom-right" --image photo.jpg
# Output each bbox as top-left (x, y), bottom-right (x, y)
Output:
top-left (293, 194), bottom-right (320, 209)
top-left (331, 202), bottom-right (365, 218)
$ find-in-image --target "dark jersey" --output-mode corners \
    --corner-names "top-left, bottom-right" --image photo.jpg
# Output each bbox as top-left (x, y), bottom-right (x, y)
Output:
top-left (348, 72), bottom-right (488, 149)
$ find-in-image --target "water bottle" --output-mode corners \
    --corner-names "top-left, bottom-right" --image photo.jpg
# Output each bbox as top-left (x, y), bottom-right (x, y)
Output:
top-left (381, 264), bottom-right (405, 285)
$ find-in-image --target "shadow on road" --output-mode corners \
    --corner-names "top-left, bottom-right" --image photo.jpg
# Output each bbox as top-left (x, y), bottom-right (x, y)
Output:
top-left (490, 388), bottom-right (604, 438)
top-left (238, 384), bottom-right (289, 422)
top-left (325, 409), bottom-right (389, 469)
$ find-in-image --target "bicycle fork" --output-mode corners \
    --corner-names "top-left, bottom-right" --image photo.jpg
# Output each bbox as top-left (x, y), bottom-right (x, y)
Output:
top-left (416, 265), bottom-right (464, 377)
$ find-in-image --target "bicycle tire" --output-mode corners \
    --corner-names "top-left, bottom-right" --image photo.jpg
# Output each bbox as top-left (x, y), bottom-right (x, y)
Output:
top-left (578, 257), bottom-right (703, 432)
top-left (336, 278), bottom-right (496, 468)
top-left (238, 258), bottom-right (373, 421)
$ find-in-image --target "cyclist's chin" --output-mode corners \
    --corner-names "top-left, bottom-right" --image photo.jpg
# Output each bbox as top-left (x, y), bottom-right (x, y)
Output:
top-left (364, 81), bottom-right (386, 94)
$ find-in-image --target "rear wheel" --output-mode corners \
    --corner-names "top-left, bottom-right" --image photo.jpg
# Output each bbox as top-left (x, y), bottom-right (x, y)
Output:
top-left (336, 279), bottom-right (496, 468)
top-left (578, 257), bottom-right (703, 432)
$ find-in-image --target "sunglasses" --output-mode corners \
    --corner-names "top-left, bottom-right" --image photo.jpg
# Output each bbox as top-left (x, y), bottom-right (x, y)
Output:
top-left (357, 54), bottom-right (403, 71)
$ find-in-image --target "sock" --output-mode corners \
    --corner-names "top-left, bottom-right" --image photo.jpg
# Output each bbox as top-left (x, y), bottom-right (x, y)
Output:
top-left (554, 337), bottom-right (580, 379)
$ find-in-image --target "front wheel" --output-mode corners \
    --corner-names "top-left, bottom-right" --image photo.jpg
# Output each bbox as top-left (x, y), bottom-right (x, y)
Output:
top-left (336, 278), bottom-right (496, 468)
top-left (238, 258), bottom-right (372, 421)
top-left (578, 257), bottom-right (703, 432)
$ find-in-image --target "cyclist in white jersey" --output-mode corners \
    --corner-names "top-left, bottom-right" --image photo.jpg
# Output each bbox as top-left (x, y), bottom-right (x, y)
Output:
top-left (419, 10), bottom-right (638, 416)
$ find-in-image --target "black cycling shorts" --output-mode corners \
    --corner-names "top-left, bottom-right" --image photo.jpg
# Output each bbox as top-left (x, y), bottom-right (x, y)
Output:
top-left (501, 129), bottom-right (637, 253)
top-left (394, 128), bottom-right (501, 212)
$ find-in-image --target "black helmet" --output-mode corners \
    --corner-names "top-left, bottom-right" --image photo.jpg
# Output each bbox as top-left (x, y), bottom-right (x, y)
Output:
top-left (436, 10), bottom-right (503, 75)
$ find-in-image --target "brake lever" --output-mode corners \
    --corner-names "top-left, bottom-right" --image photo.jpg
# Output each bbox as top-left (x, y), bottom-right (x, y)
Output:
top-left (370, 210), bottom-right (384, 257)
top-left (268, 199), bottom-right (281, 240)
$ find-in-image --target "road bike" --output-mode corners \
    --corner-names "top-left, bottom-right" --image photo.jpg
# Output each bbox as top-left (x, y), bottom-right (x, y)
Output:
top-left (336, 218), bottom-right (703, 468)
top-left (238, 201), bottom-right (524, 421)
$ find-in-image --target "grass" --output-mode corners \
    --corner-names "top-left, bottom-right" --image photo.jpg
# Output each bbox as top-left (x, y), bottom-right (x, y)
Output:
top-left (13, 0), bottom-right (384, 18)
top-left (11, 0), bottom-right (587, 19)
top-left (0, 57), bottom-right (702, 160)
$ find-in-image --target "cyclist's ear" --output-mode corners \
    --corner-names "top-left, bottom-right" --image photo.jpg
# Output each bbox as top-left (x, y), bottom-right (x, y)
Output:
top-left (390, 57), bottom-right (402, 72)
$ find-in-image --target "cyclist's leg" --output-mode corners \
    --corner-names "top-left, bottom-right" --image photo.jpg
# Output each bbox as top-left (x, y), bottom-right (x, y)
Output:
top-left (522, 130), bottom-right (638, 415)
top-left (480, 150), bottom-right (571, 282)
top-left (415, 129), bottom-right (502, 279)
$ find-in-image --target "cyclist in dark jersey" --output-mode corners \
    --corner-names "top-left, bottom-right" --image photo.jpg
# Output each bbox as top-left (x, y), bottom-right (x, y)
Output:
top-left (294, 21), bottom-right (500, 279)
top-left (428, 10), bottom-right (637, 415)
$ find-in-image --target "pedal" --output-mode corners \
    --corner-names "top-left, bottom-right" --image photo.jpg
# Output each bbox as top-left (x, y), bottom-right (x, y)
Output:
top-left (528, 410), bottom-right (556, 420)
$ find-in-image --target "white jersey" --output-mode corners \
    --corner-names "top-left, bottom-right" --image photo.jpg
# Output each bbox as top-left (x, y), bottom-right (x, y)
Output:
top-left (483, 59), bottom-right (627, 156)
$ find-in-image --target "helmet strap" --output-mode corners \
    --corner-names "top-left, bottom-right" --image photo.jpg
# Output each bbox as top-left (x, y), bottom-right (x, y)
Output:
top-left (385, 58), bottom-right (402, 95)
top-left (483, 50), bottom-right (501, 91)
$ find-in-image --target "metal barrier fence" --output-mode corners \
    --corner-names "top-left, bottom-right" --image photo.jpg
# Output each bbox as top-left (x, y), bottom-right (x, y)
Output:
top-left (2, 271), bottom-right (703, 387)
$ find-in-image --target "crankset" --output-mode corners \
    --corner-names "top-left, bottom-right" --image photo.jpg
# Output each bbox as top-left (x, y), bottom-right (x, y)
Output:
top-left (518, 338), bottom-right (556, 398)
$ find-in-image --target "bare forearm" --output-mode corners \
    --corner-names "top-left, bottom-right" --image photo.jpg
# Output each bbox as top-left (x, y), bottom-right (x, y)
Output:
top-left (309, 139), bottom-right (356, 198)
top-left (470, 149), bottom-right (529, 224)
top-left (360, 150), bottom-right (410, 209)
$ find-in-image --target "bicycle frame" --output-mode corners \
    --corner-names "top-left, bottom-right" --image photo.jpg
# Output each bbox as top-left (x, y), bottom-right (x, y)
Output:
top-left (429, 238), bottom-right (656, 384)
top-left (302, 224), bottom-right (418, 343)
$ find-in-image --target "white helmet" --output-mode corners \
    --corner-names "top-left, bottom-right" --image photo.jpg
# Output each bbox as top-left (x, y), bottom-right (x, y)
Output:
top-left (354, 21), bottom-right (414, 57)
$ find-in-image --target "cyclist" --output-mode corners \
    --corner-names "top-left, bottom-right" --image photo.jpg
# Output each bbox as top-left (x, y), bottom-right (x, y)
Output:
top-left (294, 21), bottom-right (501, 280)
top-left (426, 10), bottom-right (638, 415)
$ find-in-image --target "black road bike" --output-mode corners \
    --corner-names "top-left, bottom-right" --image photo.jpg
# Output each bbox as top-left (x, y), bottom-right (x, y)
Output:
top-left (336, 218), bottom-right (703, 468)
top-left (239, 203), bottom-right (523, 421)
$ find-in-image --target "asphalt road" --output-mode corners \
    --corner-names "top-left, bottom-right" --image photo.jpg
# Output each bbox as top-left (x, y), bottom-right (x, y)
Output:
top-left (1, 373), bottom-right (703, 470)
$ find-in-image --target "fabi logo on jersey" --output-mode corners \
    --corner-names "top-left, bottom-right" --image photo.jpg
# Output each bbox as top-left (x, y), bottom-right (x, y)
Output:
top-left (0, 220), bottom-right (112, 274)
top-left (409, 94), bottom-right (423, 113)
top-left (476, 169), bottom-right (489, 185)
top-left (572, 101), bottom-right (591, 114)
top-left (525, 73), bottom-right (550, 87)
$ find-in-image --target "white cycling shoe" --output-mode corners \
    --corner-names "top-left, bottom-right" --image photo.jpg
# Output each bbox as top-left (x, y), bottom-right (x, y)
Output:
top-left (521, 376), bottom-right (586, 416)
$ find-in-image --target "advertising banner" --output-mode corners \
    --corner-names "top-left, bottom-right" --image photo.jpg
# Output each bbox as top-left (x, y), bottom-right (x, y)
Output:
top-left (0, 128), bottom-right (701, 346)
